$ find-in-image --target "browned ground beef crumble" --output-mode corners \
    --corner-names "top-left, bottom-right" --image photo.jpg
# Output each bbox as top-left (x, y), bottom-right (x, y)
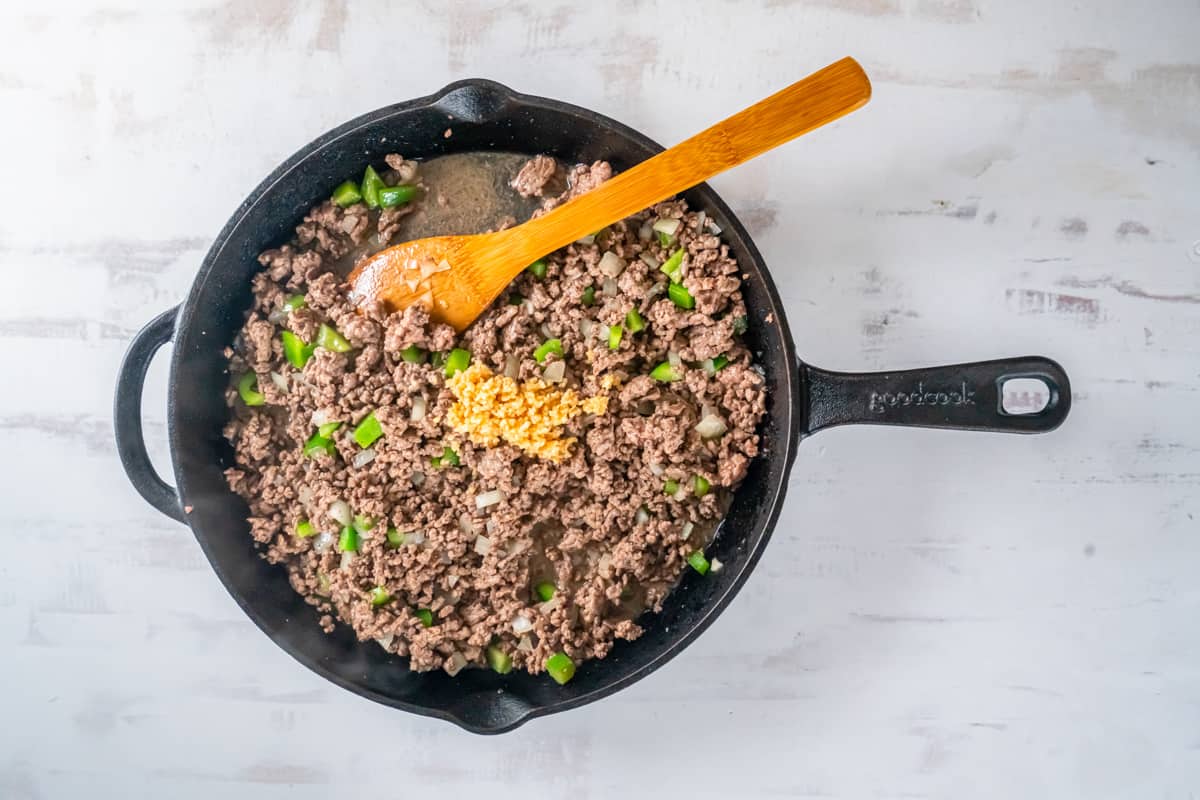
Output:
top-left (223, 155), bottom-right (767, 676)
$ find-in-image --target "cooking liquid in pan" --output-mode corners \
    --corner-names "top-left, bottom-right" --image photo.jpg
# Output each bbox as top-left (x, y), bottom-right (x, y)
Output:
top-left (330, 152), bottom-right (544, 276)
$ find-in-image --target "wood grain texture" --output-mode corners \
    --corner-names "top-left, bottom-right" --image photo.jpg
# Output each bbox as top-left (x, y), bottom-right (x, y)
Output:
top-left (3, 1), bottom-right (1199, 797)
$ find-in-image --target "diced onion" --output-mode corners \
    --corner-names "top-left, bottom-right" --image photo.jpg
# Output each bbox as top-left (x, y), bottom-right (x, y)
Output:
top-left (648, 462), bottom-right (664, 476)
top-left (601, 277), bottom-right (618, 297)
top-left (340, 551), bottom-right (355, 570)
top-left (540, 322), bottom-right (556, 339)
top-left (352, 448), bottom-right (376, 468)
top-left (639, 252), bottom-right (661, 270)
top-left (579, 319), bottom-right (594, 338)
top-left (710, 558), bottom-right (724, 573)
top-left (696, 413), bottom-right (727, 439)
top-left (597, 553), bottom-right (612, 572)
top-left (411, 470), bottom-right (426, 487)
top-left (458, 513), bottom-right (476, 535)
top-left (540, 595), bottom-right (563, 612)
top-left (298, 485), bottom-right (313, 505)
top-left (674, 484), bottom-right (688, 501)
top-left (702, 358), bottom-right (717, 376)
top-left (410, 394), bottom-right (427, 422)
top-left (375, 633), bottom-right (394, 650)
top-left (267, 307), bottom-right (287, 324)
top-left (575, 233), bottom-right (595, 245)
top-left (708, 221), bottom-right (722, 235)
top-left (404, 531), bottom-right (425, 546)
top-left (328, 500), bottom-right (352, 527)
top-left (269, 371), bottom-right (289, 392)
top-left (543, 361), bottom-right (566, 383)
top-left (474, 535), bottom-right (492, 555)
top-left (485, 519), bottom-right (497, 534)
top-left (668, 350), bottom-right (681, 368)
top-left (505, 538), bottom-right (530, 556)
top-left (475, 490), bottom-right (504, 509)
top-left (652, 217), bottom-right (681, 236)
top-left (517, 635), bottom-right (534, 652)
top-left (504, 354), bottom-right (521, 379)
top-left (638, 221), bottom-right (653, 241)
top-left (681, 522), bottom-right (695, 539)
top-left (447, 574), bottom-right (460, 588)
top-left (634, 507), bottom-right (650, 525)
top-left (512, 615), bottom-right (533, 634)
top-left (445, 652), bottom-right (468, 676)
top-left (599, 251), bottom-right (626, 277)
top-left (643, 282), bottom-right (666, 303)
top-left (311, 409), bottom-right (331, 427)
top-left (313, 532), bottom-right (335, 554)
top-left (697, 211), bottom-right (707, 230)
top-left (341, 216), bottom-right (358, 234)
top-left (403, 164), bottom-right (421, 184)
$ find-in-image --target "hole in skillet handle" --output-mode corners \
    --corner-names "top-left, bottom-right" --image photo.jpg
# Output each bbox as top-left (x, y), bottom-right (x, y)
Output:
top-left (999, 377), bottom-right (1052, 415)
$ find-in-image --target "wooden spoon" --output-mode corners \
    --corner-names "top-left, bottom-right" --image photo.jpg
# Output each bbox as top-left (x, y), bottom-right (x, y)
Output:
top-left (348, 57), bottom-right (871, 330)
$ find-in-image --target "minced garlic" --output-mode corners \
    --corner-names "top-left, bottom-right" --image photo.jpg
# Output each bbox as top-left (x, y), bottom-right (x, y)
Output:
top-left (599, 373), bottom-right (622, 390)
top-left (446, 363), bottom-right (608, 462)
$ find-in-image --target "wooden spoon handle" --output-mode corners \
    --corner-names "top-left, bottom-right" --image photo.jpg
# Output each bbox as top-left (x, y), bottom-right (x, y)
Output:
top-left (504, 57), bottom-right (871, 264)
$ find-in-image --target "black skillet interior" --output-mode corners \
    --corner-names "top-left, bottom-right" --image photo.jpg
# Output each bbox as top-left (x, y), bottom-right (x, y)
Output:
top-left (165, 80), bottom-right (800, 733)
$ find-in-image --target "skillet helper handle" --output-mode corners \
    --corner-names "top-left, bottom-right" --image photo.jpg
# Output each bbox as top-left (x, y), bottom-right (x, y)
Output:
top-left (114, 306), bottom-right (186, 523)
top-left (802, 356), bottom-right (1070, 435)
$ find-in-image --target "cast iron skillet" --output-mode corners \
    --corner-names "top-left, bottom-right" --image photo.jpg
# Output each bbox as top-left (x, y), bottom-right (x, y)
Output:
top-left (114, 80), bottom-right (1070, 734)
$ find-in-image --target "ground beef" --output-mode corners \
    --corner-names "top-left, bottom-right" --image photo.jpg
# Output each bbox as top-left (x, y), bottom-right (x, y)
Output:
top-left (509, 154), bottom-right (562, 197)
top-left (560, 161), bottom-right (612, 201)
top-left (223, 154), bottom-right (767, 677)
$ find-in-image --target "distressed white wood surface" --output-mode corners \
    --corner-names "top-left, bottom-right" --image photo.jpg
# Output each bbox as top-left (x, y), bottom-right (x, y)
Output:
top-left (3, 1), bottom-right (1198, 796)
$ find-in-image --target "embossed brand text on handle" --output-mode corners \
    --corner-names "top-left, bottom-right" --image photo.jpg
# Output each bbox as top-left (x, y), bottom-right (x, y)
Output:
top-left (868, 381), bottom-right (977, 414)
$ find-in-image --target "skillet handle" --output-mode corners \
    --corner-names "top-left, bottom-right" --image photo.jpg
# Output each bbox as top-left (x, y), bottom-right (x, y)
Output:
top-left (114, 306), bottom-right (186, 523)
top-left (802, 356), bottom-right (1070, 435)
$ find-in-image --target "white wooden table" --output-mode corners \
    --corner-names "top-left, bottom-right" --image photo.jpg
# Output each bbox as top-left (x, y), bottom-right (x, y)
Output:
top-left (3, 1), bottom-right (1198, 796)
